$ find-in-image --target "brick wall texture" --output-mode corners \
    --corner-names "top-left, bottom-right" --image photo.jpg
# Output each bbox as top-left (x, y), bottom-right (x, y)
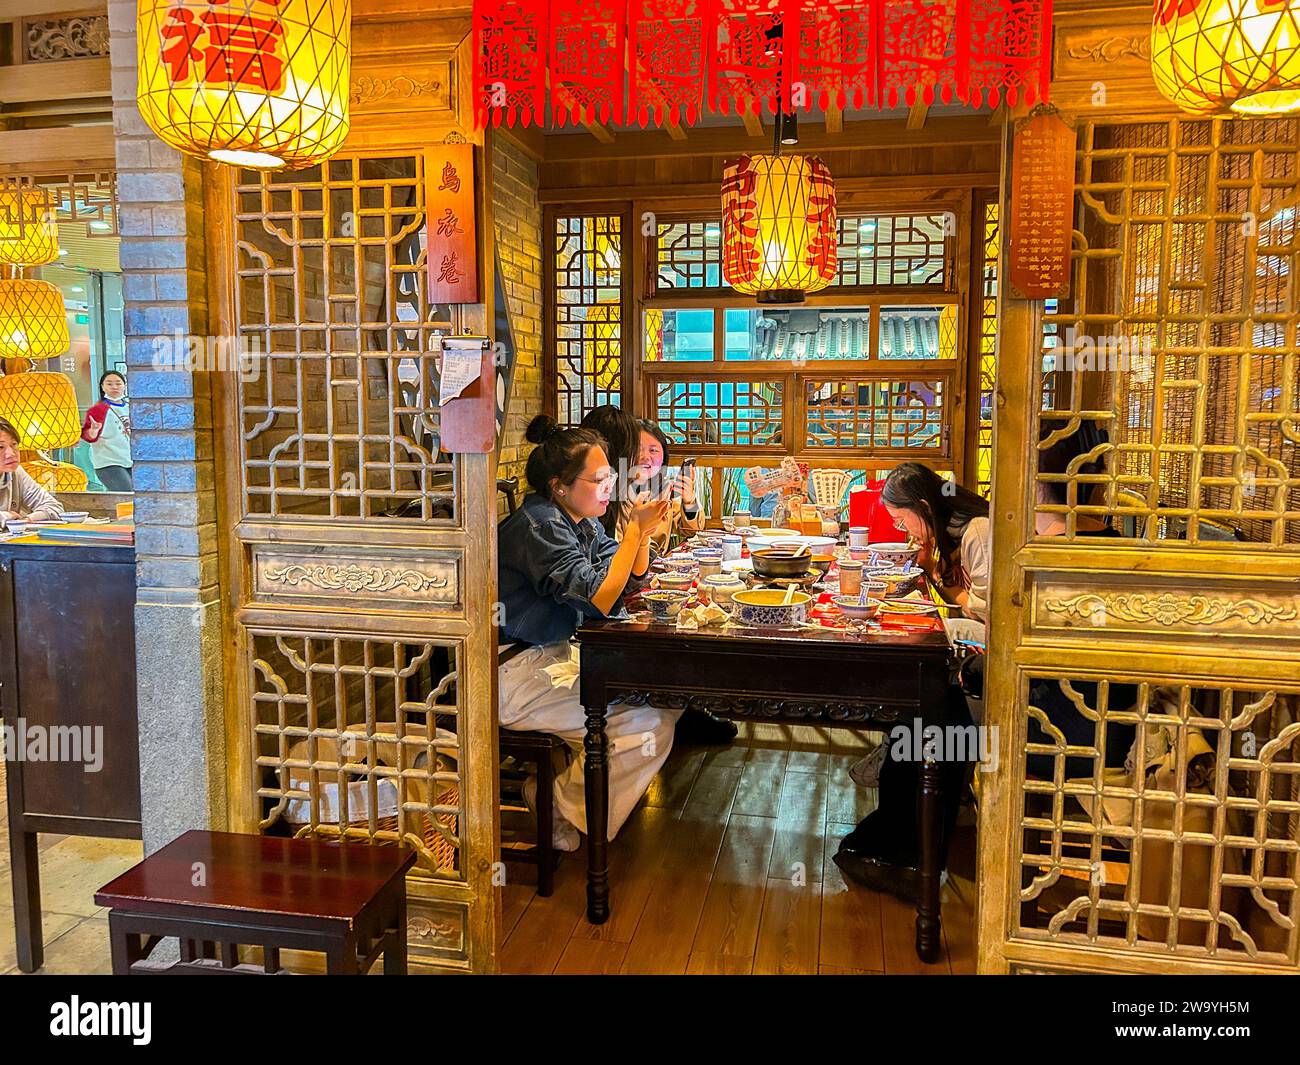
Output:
top-left (491, 136), bottom-right (543, 492)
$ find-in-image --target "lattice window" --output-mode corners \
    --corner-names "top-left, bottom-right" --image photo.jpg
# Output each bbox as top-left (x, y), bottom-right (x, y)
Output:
top-left (835, 212), bottom-right (950, 287)
top-left (1, 170), bottom-right (117, 237)
top-left (653, 379), bottom-right (783, 447)
top-left (553, 213), bottom-right (622, 425)
top-left (251, 633), bottom-right (464, 880)
top-left (1016, 677), bottom-right (1300, 964)
top-left (655, 220), bottom-right (722, 289)
top-left (977, 200), bottom-right (999, 496)
top-left (233, 153), bottom-right (459, 521)
top-left (1037, 118), bottom-right (1300, 546)
top-left (654, 211), bottom-right (952, 293)
top-left (806, 378), bottom-right (945, 451)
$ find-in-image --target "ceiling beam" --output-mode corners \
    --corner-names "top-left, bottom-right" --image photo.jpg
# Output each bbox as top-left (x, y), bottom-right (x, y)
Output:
top-left (906, 103), bottom-right (929, 130)
top-left (740, 102), bottom-right (764, 138)
top-left (538, 171), bottom-right (1001, 203)
top-left (825, 105), bottom-right (843, 135)
top-left (543, 113), bottom-right (999, 162)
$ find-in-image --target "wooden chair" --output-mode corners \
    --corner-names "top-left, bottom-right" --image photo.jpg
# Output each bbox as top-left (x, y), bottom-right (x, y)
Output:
top-left (498, 729), bottom-right (566, 897)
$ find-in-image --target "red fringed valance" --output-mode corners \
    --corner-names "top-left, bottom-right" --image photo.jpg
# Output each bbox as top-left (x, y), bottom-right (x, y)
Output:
top-left (473, 0), bottom-right (1052, 129)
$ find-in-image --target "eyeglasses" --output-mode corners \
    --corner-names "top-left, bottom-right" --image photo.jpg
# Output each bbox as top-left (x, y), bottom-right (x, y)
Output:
top-left (892, 515), bottom-right (909, 532)
top-left (576, 472), bottom-right (617, 489)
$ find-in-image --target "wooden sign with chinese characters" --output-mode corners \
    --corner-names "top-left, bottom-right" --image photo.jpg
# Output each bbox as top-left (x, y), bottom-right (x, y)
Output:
top-left (1009, 108), bottom-right (1076, 300)
top-left (426, 143), bottom-right (479, 304)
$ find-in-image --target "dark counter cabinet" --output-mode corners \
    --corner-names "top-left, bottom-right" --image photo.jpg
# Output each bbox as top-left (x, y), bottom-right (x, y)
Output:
top-left (1, 539), bottom-right (140, 972)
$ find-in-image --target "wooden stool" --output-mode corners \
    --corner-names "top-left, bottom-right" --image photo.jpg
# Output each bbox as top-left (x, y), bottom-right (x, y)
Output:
top-left (500, 729), bottom-right (567, 897)
top-left (94, 830), bottom-right (415, 975)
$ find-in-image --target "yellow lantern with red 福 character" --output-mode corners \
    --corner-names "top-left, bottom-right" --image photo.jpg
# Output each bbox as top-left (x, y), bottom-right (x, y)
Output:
top-left (136, 0), bottom-right (352, 170)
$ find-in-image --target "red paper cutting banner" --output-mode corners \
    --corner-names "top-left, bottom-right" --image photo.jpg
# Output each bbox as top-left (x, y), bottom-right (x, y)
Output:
top-left (550, 0), bottom-right (626, 126)
top-left (472, 0), bottom-right (1051, 128)
top-left (473, 0), bottom-right (548, 128)
top-left (628, 0), bottom-right (708, 127)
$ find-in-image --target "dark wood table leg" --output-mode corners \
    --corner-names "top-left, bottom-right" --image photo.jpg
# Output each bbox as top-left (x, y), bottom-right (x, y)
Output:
top-left (583, 701), bottom-right (611, 925)
top-left (384, 889), bottom-right (408, 975)
top-left (325, 933), bottom-right (361, 975)
top-left (107, 911), bottom-right (144, 975)
top-left (915, 756), bottom-right (943, 963)
top-left (9, 828), bottom-right (42, 972)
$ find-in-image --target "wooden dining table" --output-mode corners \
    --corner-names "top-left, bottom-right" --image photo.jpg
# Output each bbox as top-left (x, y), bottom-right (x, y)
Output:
top-left (577, 608), bottom-right (955, 962)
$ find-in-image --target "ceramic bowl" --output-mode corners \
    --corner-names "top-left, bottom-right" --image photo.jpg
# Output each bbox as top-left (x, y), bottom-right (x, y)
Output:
top-left (732, 589), bottom-right (811, 628)
top-left (877, 569), bottom-right (925, 598)
top-left (865, 542), bottom-right (922, 567)
top-left (6, 521), bottom-right (28, 536)
top-left (751, 534), bottom-right (838, 553)
top-left (862, 579), bottom-right (889, 600)
top-left (655, 572), bottom-right (695, 592)
top-left (833, 595), bottom-right (884, 621)
top-left (692, 547), bottom-right (724, 563)
top-left (807, 553), bottom-right (836, 579)
top-left (694, 530), bottom-right (726, 546)
top-left (642, 590), bottom-right (690, 621)
top-left (750, 548), bottom-right (813, 580)
top-left (662, 557), bottom-right (699, 575)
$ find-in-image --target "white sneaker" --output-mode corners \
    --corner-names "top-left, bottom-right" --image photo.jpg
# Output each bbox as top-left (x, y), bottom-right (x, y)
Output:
top-left (521, 776), bottom-right (581, 853)
top-left (848, 743), bottom-right (889, 788)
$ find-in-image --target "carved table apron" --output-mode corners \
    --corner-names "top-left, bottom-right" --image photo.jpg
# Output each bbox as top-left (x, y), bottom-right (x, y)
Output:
top-left (577, 618), bottom-right (953, 963)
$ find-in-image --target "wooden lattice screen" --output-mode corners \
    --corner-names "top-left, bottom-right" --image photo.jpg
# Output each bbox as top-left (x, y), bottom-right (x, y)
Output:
top-left (982, 115), bottom-right (1300, 976)
top-left (216, 147), bottom-right (500, 973)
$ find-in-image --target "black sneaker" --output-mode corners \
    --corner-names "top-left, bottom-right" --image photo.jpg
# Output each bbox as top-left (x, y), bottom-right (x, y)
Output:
top-left (674, 706), bottom-right (739, 745)
top-left (831, 849), bottom-right (947, 904)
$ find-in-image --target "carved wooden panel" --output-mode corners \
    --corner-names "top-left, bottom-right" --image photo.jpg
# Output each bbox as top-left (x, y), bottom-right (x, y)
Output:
top-left (252, 545), bottom-right (461, 611)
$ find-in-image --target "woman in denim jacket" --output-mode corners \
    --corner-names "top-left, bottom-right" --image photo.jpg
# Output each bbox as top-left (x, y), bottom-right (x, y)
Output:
top-left (497, 415), bottom-right (683, 851)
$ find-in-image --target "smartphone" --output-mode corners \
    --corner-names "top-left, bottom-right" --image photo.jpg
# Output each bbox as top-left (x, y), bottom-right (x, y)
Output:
top-left (675, 457), bottom-right (697, 499)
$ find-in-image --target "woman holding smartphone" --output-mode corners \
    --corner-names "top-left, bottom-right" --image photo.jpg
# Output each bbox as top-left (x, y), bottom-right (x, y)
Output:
top-left (634, 419), bottom-right (702, 549)
top-left (497, 415), bottom-right (682, 850)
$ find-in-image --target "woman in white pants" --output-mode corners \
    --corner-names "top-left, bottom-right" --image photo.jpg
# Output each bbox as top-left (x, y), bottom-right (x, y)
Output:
top-left (497, 414), bottom-right (683, 850)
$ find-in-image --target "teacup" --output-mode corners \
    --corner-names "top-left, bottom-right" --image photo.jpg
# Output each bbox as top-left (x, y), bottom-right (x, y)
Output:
top-left (642, 590), bottom-right (690, 621)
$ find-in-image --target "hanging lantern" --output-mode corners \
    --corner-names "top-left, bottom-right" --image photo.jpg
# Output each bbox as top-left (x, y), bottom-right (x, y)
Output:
top-left (136, 0), bottom-right (352, 170)
top-left (0, 371), bottom-right (81, 450)
top-left (20, 452), bottom-right (89, 493)
top-left (0, 279), bottom-right (70, 362)
top-left (1152, 0), bottom-right (1300, 115)
top-left (0, 185), bottom-right (59, 267)
top-left (721, 154), bottom-right (837, 304)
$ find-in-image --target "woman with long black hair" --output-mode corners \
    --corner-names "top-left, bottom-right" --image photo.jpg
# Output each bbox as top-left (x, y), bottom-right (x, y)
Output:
top-left (833, 463), bottom-right (990, 900)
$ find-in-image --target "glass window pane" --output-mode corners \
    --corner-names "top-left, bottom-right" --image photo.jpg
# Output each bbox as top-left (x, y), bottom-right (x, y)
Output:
top-left (722, 306), bottom-right (872, 360)
top-left (878, 305), bottom-right (957, 359)
top-left (645, 308), bottom-right (714, 361)
top-left (836, 213), bottom-right (949, 286)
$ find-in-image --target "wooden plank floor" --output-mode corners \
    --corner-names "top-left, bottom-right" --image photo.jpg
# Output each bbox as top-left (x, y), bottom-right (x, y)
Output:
top-left (499, 722), bottom-right (977, 975)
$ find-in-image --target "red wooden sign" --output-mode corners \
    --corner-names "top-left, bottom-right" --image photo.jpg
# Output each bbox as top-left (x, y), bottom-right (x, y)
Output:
top-left (1009, 108), bottom-right (1075, 301)
top-left (427, 143), bottom-right (479, 305)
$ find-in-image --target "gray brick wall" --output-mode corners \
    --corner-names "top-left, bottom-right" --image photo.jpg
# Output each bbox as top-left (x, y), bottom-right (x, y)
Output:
top-left (491, 136), bottom-right (543, 491)
top-left (108, 0), bottom-right (227, 850)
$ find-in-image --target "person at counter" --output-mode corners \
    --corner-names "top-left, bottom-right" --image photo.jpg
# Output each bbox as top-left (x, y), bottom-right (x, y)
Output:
top-left (0, 416), bottom-right (65, 527)
top-left (80, 370), bottom-right (133, 491)
top-left (496, 414), bottom-right (682, 851)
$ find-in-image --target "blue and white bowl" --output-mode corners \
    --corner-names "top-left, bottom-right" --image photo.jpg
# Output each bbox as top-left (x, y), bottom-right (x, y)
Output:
top-left (642, 590), bottom-right (690, 621)
top-left (731, 589), bottom-right (811, 628)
